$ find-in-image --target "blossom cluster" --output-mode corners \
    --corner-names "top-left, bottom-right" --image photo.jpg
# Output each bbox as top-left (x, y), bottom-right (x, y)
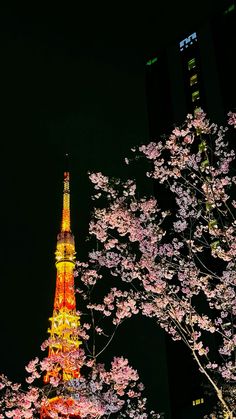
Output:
top-left (0, 347), bottom-right (158, 418)
top-left (87, 110), bottom-right (236, 417)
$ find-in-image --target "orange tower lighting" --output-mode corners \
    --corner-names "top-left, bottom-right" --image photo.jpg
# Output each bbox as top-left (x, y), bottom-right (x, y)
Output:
top-left (41, 172), bottom-right (81, 418)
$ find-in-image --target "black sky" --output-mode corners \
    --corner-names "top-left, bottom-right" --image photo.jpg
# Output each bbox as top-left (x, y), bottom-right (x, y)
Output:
top-left (0, 2), bottom-right (219, 416)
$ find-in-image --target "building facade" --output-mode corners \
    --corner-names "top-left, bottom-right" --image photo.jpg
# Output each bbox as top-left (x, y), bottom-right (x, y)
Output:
top-left (146, 2), bottom-right (235, 138)
top-left (145, 2), bottom-right (235, 417)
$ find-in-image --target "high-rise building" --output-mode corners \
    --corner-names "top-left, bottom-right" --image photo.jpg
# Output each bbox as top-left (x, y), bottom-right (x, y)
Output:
top-left (145, 3), bottom-right (235, 417)
top-left (145, 2), bottom-right (235, 138)
top-left (41, 172), bottom-right (80, 418)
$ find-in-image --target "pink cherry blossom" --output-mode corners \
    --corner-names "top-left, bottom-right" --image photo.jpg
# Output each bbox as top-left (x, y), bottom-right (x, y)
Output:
top-left (87, 110), bottom-right (236, 418)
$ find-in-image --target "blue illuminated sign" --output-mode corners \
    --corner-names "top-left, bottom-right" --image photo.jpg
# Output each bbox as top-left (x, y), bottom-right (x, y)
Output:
top-left (179, 32), bottom-right (197, 52)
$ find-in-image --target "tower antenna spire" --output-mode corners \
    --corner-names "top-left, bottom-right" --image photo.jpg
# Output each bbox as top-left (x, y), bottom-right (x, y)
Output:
top-left (61, 171), bottom-right (71, 232)
top-left (65, 152), bottom-right (70, 170)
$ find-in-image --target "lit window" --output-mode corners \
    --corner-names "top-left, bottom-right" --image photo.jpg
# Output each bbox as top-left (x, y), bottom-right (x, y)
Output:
top-left (193, 398), bottom-right (204, 406)
top-left (179, 40), bottom-right (185, 51)
top-left (194, 106), bottom-right (201, 116)
top-left (190, 74), bottom-right (198, 86)
top-left (192, 90), bottom-right (200, 102)
top-left (188, 58), bottom-right (196, 71)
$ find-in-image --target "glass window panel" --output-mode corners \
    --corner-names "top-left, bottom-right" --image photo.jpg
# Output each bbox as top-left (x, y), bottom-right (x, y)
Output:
top-left (188, 58), bottom-right (196, 71)
top-left (190, 74), bottom-right (198, 86)
top-left (192, 90), bottom-right (200, 102)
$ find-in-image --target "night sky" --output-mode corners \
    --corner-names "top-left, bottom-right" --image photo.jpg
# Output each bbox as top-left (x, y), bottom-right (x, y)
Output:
top-left (0, 2), bottom-right (219, 417)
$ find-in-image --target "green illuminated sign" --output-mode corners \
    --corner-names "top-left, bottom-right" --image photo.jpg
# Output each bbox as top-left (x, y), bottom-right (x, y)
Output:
top-left (224, 4), bottom-right (235, 14)
top-left (146, 57), bottom-right (158, 66)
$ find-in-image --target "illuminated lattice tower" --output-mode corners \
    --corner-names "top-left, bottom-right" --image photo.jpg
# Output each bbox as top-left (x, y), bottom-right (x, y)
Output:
top-left (41, 172), bottom-right (81, 418)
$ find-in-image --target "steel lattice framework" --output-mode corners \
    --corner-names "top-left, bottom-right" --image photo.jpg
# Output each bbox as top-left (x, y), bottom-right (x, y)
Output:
top-left (41, 172), bottom-right (81, 418)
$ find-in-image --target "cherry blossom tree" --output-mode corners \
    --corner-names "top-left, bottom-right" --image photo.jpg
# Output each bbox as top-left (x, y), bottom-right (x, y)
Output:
top-left (0, 274), bottom-right (159, 418)
top-left (0, 353), bottom-right (157, 418)
top-left (87, 110), bottom-right (236, 418)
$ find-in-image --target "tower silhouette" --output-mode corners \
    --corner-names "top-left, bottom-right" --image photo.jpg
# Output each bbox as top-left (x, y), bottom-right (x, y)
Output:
top-left (41, 171), bottom-right (81, 418)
